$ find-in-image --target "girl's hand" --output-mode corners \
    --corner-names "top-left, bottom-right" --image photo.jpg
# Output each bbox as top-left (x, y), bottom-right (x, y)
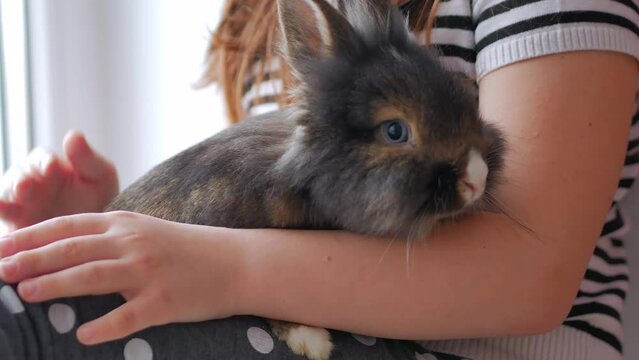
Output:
top-left (0, 211), bottom-right (244, 345)
top-left (0, 131), bottom-right (119, 231)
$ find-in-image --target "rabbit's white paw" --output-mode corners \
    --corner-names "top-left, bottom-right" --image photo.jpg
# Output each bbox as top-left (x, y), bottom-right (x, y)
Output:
top-left (283, 325), bottom-right (333, 360)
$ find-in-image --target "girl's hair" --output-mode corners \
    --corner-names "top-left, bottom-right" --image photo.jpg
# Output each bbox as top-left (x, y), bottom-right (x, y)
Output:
top-left (200, 0), bottom-right (441, 123)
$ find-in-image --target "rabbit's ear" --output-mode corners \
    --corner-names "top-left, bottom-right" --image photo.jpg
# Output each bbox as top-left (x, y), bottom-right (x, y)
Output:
top-left (277, 0), bottom-right (358, 69)
top-left (341, 0), bottom-right (392, 30)
top-left (340, 1), bottom-right (411, 45)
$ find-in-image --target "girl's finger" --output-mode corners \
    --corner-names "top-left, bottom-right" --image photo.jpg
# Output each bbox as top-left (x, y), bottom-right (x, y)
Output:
top-left (0, 166), bottom-right (24, 201)
top-left (13, 175), bottom-right (38, 204)
top-left (0, 201), bottom-right (23, 225)
top-left (77, 295), bottom-right (164, 345)
top-left (27, 149), bottom-right (68, 195)
top-left (0, 213), bottom-right (109, 257)
top-left (1, 234), bottom-right (121, 283)
top-left (16, 259), bottom-right (134, 302)
top-left (64, 130), bottom-right (114, 181)
top-left (26, 147), bottom-right (55, 176)
top-left (25, 149), bottom-right (65, 195)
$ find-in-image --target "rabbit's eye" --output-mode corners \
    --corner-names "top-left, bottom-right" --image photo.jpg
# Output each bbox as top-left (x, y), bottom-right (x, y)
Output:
top-left (381, 120), bottom-right (409, 144)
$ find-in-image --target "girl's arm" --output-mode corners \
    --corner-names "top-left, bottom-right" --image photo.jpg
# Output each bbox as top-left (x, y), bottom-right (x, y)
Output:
top-left (232, 51), bottom-right (637, 339)
top-left (0, 51), bottom-right (635, 344)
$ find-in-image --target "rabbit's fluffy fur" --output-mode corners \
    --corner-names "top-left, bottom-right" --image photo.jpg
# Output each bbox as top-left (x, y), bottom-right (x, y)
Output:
top-left (106, 0), bottom-right (505, 358)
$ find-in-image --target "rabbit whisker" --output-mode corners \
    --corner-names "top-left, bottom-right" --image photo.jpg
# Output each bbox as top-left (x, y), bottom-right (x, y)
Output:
top-left (375, 232), bottom-right (398, 270)
top-left (483, 191), bottom-right (540, 240)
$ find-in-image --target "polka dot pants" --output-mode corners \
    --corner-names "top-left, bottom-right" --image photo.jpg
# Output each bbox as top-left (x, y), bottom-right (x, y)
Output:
top-left (0, 281), bottom-right (468, 360)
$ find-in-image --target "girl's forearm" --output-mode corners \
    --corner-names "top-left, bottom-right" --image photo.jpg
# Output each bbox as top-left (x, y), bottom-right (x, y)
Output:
top-left (229, 51), bottom-right (635, 341)
top-left (230, 213), bottom-right (575, 340)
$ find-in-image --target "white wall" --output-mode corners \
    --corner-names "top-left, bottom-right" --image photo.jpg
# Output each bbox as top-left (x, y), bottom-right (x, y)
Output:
top-left (29, 0), bottom-right (227, 188)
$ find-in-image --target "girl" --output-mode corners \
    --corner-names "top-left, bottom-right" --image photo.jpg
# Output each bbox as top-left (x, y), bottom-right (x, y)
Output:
top-left (0, 0), bottom-right (637, 359)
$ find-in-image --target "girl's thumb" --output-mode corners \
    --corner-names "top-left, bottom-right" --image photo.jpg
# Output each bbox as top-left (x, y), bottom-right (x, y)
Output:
top-left (63, 130), bottom-right (115, 181)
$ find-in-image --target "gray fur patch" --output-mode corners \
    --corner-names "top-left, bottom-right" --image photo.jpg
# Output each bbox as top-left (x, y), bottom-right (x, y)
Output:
top-left (275, 124), bottom-right (309, 174)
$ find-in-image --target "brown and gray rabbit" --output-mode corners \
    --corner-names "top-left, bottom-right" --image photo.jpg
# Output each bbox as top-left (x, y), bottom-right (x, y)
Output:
top-left (106, 0), bottom-right (506, 359)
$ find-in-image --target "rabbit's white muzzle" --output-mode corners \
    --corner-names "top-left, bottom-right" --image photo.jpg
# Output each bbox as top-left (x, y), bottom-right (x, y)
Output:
top-left (460, 148), bottom-right (488, 204)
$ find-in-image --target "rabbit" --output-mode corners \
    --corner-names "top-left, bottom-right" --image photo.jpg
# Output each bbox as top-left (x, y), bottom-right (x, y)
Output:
top-left (105, 0), bottom-right (506, 359)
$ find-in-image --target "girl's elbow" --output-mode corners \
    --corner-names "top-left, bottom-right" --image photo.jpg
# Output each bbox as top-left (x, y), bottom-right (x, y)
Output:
top-left (511, 275), bottom-right (579, 336)
top-left (515, 303), bottom-right (571, 336)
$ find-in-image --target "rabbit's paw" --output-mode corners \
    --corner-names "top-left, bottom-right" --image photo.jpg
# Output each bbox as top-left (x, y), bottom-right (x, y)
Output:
top-left (269, 320), bottom-right (333, 359)
top-left (283, 325), bottom-right (333, 360)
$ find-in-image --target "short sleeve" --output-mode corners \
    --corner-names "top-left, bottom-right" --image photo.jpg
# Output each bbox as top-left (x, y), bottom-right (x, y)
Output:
top-left (242, 58), bottom-right (285, 117)
top-left (472, 0), bottom-right (639, 78)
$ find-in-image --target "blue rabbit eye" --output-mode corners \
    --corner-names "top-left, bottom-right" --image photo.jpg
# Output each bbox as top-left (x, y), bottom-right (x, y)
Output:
top-left (381, 120), bottom-right (409, 143)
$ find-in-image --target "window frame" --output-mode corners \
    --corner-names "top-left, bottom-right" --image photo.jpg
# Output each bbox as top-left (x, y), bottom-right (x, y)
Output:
top-left (0, 0), bottom-right (33, 172)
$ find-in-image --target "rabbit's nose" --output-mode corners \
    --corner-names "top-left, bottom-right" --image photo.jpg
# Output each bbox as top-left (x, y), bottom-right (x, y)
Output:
top-left (459, 148), bottom-right (488, 204)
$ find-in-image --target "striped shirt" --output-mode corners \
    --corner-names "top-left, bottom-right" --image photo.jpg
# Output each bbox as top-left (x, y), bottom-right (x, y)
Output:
top-left (242, 1), bottom-right (639, 358)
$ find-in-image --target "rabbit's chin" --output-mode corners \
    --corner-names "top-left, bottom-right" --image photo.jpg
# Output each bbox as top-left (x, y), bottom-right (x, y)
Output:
top-left (406, 198), bottom-right (486, 237)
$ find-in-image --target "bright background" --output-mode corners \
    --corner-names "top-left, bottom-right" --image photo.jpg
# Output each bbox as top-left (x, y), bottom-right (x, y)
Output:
top-left (0, 1), bottom-right (637, 357)
top-left (28, 0), bottom-right (227, 188)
